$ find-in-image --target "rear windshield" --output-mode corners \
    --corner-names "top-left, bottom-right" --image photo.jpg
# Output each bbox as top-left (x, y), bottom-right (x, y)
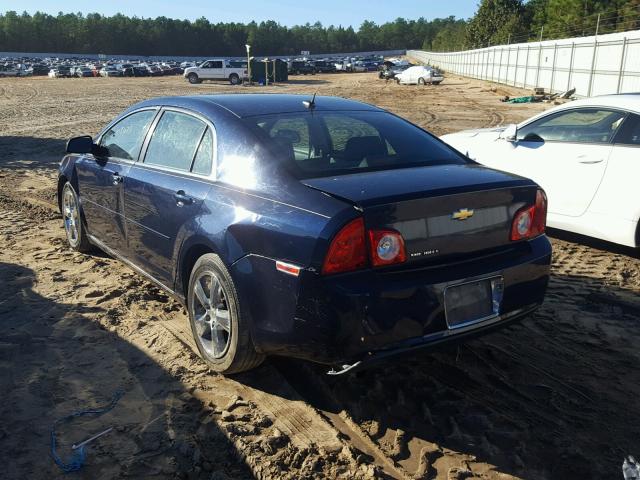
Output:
top-left (244, 111), bottom-right (467, 179)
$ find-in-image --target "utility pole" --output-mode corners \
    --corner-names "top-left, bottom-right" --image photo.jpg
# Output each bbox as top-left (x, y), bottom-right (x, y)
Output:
top-left (595, 13), bottom-right (601, 37)
top-left (539, 26), bottom-right (544, 42)
top-left (245, 44), bottom-right (251, 85)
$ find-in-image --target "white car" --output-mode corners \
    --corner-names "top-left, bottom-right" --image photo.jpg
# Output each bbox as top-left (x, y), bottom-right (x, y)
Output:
top-left (395, 65), bottom-right (443, 85)
top-left (183, 59), bottom-right (247, 85)
top-left (441, 94), bottom-right (640, 248)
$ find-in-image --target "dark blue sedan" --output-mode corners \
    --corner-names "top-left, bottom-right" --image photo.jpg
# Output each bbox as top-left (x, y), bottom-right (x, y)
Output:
top-left (58, 94), bottom-right (551, 374)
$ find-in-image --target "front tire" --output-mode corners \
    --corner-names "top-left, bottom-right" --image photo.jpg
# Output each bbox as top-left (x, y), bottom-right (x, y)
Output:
top-left (61, 182), bottom-right (92, 252)
top-left (187, 73), bottom-right (201, 84)
top-left (418, 77), bottom-right (425, 85)
top-left (229, 73), bottom-right (240, 85)
top-left (188, 254), bottom-right (264, 374)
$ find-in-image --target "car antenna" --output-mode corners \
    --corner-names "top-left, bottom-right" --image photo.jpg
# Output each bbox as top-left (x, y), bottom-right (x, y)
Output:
top-left (303, 91), bottom-right (317, 110)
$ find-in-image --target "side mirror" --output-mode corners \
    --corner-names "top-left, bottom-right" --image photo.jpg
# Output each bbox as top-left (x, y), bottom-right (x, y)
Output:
top-left (500, 124), bottom-right (518, 142)
top-left (66, 135), bottom-right (94, 154)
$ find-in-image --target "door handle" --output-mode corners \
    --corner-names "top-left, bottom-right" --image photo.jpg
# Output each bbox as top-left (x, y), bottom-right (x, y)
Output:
top-left (111, 173), bottom-right (123, 185)
top-left (174, 190), bottom-right (193, 207)
top-left (578, 159), bottom-right (604, 164)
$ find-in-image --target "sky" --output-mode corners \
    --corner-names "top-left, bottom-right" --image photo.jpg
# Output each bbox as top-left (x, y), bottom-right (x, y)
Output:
top-left (4, 0), bottom-right (477, 26)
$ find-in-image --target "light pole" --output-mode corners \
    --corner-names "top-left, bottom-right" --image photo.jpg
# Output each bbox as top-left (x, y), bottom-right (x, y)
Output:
top-left (245, 44), bottom-right (251, 84)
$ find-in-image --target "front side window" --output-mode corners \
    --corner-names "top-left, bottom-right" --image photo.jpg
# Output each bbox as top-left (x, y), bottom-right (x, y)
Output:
top-left (245, 111), bottom-right (466, 178)
top-left (200, 61), bottom-right (211, 68)
top-left (613, 113), bottom-right (640, 146)
top-left (517, 108), bottom-right (626, 143)
top-left (144, 111), bottom-right (207, 171)
top-left (100, 109), bottom-right (157, 160)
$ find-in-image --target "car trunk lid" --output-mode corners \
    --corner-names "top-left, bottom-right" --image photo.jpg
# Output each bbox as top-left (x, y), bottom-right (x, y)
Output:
top-left (302, 164), bottom-right (539, 264)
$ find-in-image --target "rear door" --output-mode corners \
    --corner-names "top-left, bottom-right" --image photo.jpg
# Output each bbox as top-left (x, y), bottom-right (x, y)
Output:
top-left (75, 108), bottom-right (158, 251)
top-left (487, 108), bottom-right (622, 217)
top-left (123, 108), bottom-right (215, 287)
top-left (208, 60), bottom-right (224, 79)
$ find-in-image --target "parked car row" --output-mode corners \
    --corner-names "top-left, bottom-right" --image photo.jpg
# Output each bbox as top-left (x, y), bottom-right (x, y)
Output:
top-left (285, 55), bottom-right (384, 75)
top-left (0, 56), bottom-right (188, 78)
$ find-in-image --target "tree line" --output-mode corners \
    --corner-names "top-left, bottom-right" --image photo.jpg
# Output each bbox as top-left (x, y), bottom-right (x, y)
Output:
top-left (0, 11), bottom-right (465, 56)
top-left (465, 0), bottom-right (640, 50)
top-left (0, 1), bottom-right (639, 57)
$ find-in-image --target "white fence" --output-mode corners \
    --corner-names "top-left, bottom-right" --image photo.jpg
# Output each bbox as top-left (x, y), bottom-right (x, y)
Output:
top-left (408, 30), bottom-right (640, 97)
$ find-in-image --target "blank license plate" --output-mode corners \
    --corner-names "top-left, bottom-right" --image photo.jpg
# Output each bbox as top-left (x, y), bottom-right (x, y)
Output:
top-left (444, 278), bottom-right (502, 328)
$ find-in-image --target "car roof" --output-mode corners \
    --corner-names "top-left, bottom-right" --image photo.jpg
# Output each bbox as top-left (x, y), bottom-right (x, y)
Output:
top-left (563, 93), bottom-right (640, 113)
top-left (132, 94), bottom-right (384, 118)
top-left (520, 93), bottom-right (640, 126)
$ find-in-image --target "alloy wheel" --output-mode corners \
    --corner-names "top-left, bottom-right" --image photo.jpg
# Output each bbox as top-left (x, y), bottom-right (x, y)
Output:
top-left (62, 185), bottom-right (80, 247)
top-left (192, 271), bottom-right (232, 359)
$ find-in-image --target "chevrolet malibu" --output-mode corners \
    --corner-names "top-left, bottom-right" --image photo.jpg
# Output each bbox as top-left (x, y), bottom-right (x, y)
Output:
top-left (58, 94), bottom-right (551, 374)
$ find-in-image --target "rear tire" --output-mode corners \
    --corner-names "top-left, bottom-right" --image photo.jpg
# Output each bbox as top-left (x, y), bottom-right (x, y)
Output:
top-left (187, 73), bottom-right (201, 84)
top-left (229, 73), bottom-right (240, 85)
top-left (61, 182), bottom-right (92, 253)
top-left (187, 254), bottom-right (264, 374)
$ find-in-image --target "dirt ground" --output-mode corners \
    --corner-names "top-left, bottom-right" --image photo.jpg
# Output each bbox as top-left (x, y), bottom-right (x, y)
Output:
top-left (0, 72), bottom-right (639, 480)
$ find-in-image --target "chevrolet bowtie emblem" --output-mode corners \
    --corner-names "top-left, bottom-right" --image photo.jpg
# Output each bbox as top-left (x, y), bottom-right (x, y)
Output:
top-left (452, 208), bottom-right (474, 221)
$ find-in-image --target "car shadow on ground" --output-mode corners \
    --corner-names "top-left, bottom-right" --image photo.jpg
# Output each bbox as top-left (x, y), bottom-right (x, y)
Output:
top-left (548, 227), bottom-right (639, 259)
top-left (282, 78), bottom-right (331, 85)
top-left (0, 261), bottom-right (253, 479)
top-left (0, 136), bottom-right (67, 170)
top-left (251, 270), bottom-right (640, 480)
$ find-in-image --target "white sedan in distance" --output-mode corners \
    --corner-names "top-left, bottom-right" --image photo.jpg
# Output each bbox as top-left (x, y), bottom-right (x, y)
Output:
top-left (441, 94), bottom-right (640, 248)
top-left (395, 65), bottom-right (443, 85)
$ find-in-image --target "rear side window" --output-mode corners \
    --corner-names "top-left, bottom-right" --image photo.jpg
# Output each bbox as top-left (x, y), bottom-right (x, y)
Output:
top-left (517, 108), bottom-right (626, 143)
top-left (614, 113), bottom-right (640, 146)
top-left (144, 111), bottom-right (207, 171)
top-left (245, 111), bottom-right (465, 178)
top-left (100, 110), bottom-right (157, 160)
top-left (265, 117), bottom-right (311, 161)
top-left (191, 128), bottom-right (214, 175)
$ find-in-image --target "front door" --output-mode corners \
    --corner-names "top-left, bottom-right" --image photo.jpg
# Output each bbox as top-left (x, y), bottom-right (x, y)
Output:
top-left (488, 108), bottom-right (622, 218)
top-left (76, 108), bottom-right (158, 251)
top-left (124, 109), bottom-right (215, 287)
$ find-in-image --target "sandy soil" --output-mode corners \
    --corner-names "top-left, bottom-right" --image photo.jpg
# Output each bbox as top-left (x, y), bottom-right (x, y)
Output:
top-left (0, 73), bottom-right (639, 480)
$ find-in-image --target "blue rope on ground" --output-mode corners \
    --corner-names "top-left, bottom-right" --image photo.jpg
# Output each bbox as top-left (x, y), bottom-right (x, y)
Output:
top-left (50, 389), bottom-right (124, 473)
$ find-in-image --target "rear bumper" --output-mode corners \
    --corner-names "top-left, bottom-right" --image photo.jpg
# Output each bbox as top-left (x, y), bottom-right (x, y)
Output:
top-left (232, 235), bottom-right (551, 365)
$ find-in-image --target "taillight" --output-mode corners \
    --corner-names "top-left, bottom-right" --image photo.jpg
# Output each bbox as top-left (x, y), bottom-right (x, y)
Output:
top-left (322, 219), bottom-right (408, 274)
top-left (322, 218), bottom-right (367, 275)
top-left (510, 189), bottom-right (547, 241)
top-left (368, 229), bottom-right (406, 267)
